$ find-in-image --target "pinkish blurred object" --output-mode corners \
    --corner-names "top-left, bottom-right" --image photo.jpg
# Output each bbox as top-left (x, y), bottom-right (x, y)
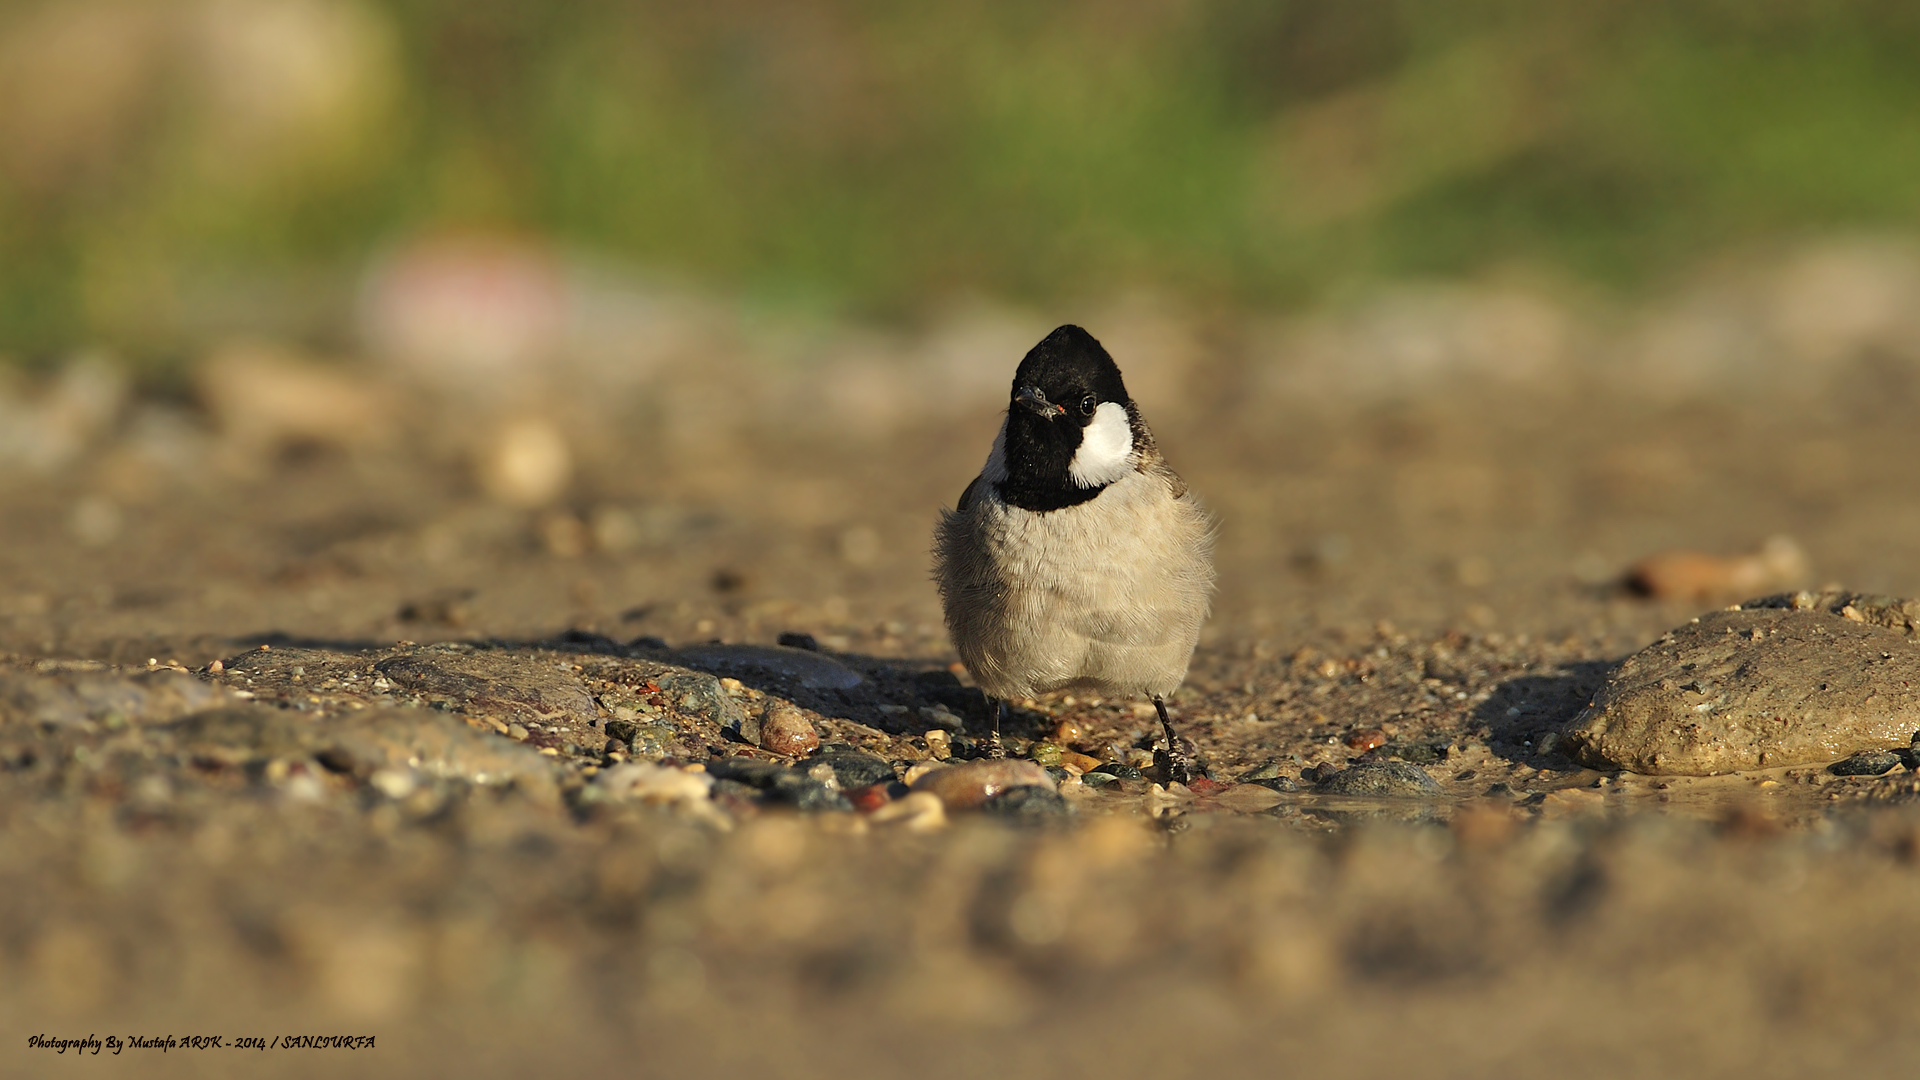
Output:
top-left (358, 233), bottom-right (567, 390)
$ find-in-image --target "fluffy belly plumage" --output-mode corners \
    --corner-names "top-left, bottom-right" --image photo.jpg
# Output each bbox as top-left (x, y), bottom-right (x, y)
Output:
top-left (935, 471), bottom-right (1213, 701)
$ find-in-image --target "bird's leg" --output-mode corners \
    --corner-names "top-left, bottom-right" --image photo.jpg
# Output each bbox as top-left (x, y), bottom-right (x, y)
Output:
top-left (1154, 696), bottom-right (1193, 785)
top-left (988, 699), bottom-right (1007, 759)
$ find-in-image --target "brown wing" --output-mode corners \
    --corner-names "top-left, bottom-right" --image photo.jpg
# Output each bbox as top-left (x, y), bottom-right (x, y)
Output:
top-left (1147, 459), bottom-right (1188, 500)
top-left (1131, 421), bottom-right (1188, 499)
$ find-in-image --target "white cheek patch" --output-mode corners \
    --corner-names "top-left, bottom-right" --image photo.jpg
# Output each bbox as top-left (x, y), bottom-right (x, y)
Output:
top-left (1068, 402), bottom-right (1134, 488)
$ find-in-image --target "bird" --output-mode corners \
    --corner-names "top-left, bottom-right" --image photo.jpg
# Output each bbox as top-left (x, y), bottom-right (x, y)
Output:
top-left (933, 324), bottom-right (1215, 782)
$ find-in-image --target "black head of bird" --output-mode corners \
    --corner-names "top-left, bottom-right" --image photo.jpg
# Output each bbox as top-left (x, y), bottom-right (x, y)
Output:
top-left (996, 325), bottom-right (1143, 513)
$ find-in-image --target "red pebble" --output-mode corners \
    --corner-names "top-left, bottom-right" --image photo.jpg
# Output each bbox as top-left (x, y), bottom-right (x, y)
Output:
top-left (1187, 777), bottom-right (1232, 796)
top-left (847, 783), bottom-right (893, 812)
top-left (1345, 728), bottom-right (1387, 752)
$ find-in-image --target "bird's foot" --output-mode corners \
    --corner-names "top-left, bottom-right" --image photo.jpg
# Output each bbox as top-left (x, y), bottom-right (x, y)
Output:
top-left (1152, 695), bottom-right (1193, 785)
top-left (987, 730), bottom-right (1005, 759)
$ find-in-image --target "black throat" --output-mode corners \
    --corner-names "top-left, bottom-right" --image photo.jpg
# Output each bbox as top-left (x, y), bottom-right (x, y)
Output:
top-left (994, 411), bottom-right (1104, 512)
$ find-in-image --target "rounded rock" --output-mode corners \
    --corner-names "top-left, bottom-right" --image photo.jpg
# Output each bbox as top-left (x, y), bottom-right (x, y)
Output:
top-left (1829, 749), bottom-right (1904, 777)
top-left (1345, 728), bottom-right (1387, 752)
top-left (911, 758), bottom-right (1054, 811)
top-left (1059, 750), bottom-right (1102, 774)
top-left (1316, 761), bottom-right (1441, 798)
top-left (658, 671), bottom-right (750, 731)
top-left (809, 751), bottom-right (895, 790)
top-left (1564, 595), bottom-right (1920, 774)
top-left (980, 785), bottom-right (1071, 822)
top-left (923, 730), bottom-right (952, 760)
top-left (757, 704), bottom-right (820, 757)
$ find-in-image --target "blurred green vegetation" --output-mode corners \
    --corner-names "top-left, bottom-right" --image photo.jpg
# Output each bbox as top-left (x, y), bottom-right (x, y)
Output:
top-left (5, 0), bottom-right (1920, 357)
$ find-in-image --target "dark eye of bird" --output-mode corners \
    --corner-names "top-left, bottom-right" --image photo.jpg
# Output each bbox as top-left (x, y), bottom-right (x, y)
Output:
top-left (1079, 394), bottom-right (1097, 417)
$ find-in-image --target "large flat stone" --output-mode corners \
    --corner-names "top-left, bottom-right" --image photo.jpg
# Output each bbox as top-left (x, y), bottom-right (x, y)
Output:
top-left (1563, 592), bottom-right (1920, 775)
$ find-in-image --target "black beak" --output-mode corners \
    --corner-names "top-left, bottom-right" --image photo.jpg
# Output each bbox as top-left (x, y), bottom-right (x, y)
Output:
top-left (1014, 385), bottom-right (1063, 418)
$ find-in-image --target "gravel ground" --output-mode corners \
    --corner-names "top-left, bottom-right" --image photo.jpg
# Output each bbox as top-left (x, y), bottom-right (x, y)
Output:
top-left (6, 293), bottom-right (1920, 1077)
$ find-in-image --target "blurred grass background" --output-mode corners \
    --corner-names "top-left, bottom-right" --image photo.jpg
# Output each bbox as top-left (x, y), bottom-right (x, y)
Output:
top-left (5, 0), bottom-right (1920, 364)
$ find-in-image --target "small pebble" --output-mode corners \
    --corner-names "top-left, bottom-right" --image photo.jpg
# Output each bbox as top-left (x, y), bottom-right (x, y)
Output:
top-left (1316, 761), bottom-right (1442, 798)
top-left (1054, 718), bottom-right (1086, 745)
top-left (1345, 728), bottom-right (1387, 752)
top-left (845, 783), bottom-right (893, 813)
top-left (1028, 742), bottom-right (1063, 767)
top-left (980, 785), bottom-right (1071, 822)
top-left (703, 757), bottom-right (851, 812)
top-left (1393, 742), bottom-right (1444, 765)
top-left (757, 703), bottom-right (820, 757)
top-left (1829, 750), bottom-right (1903, 777)
top-left (658, 671), bottom-right (751, 731)
top-left (806, 762), bottom-right (840, 790)
top-left (911, 758), bottom-right (1053, 811)
top-left (923, 730), bottom-right (952, 760)
top-left (914, 674), bottom-right (988, 725)
top-left (1058, 750), bottom-right (1101, 774)
top-left (507, 723), bottom-right (529, 742)
top-left (917, 705), bottom-right (964, 731)
top-left (1090, 763), bottom-right (1143, 780)
top-left (809, 751), bottom-right (895, 790)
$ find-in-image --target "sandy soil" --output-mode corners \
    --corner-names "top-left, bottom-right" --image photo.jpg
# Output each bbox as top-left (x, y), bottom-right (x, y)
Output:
top-left (5, 307), bottom-right (1920, 1077)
